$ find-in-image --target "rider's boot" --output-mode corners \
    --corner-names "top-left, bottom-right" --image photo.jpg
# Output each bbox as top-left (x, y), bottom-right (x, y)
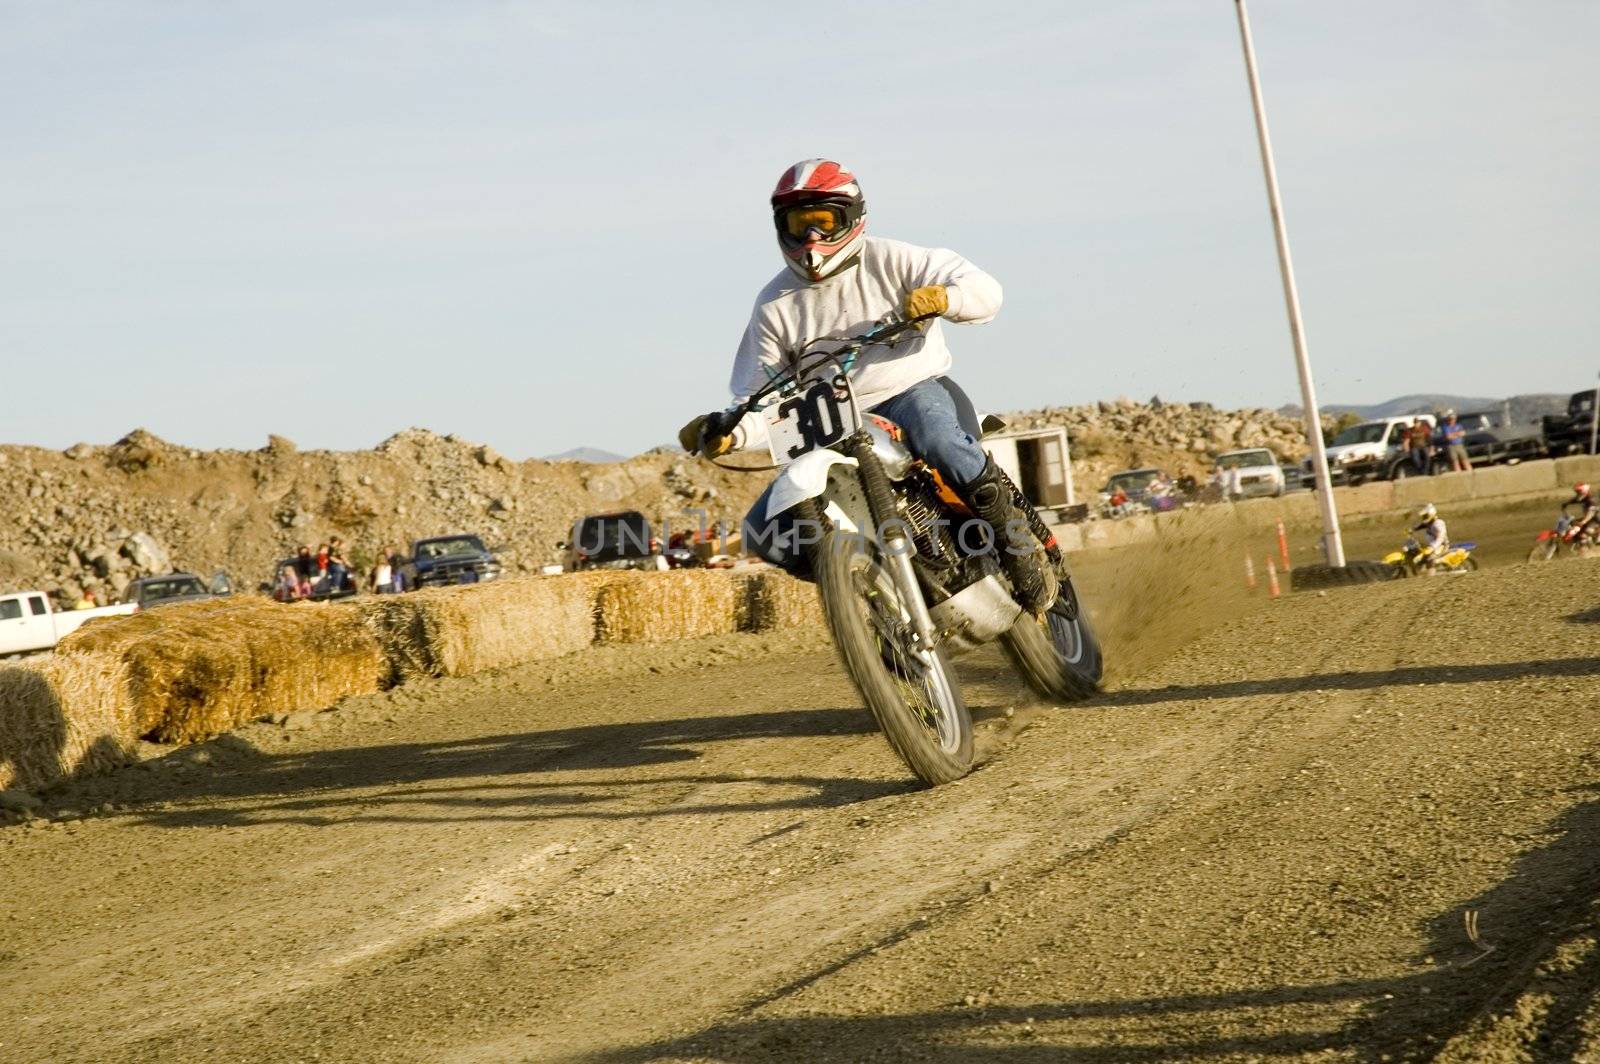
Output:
top-left (962, 457), bottom-right (1058, 614)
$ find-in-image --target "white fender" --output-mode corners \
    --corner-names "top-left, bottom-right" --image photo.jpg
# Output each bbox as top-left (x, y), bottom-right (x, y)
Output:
top-left (766, 451), bottom-right (859, 522)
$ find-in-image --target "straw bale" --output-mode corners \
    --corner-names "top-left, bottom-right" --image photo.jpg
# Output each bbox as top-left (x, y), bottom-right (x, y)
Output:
top-left (742, 570), bottom-right (824, 632)
top-left (596, 570), bottom-right (747, 644)
top-left (59, 597), bottom-right (383, 744)
top-left (0, 651), bottom-right (137, 792)
top-left (359, 573), bottom-right (620, 680)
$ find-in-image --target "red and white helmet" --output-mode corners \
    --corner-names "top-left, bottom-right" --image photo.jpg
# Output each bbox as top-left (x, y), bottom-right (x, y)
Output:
top-left (770, 159), bottom-right (867, 282)
top-left (1576, 482), bottom-right (1591, 497)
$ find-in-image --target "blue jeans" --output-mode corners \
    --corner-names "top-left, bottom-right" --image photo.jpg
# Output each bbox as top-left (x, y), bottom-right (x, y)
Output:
top-left (743, 376), bottom-right (989, 573)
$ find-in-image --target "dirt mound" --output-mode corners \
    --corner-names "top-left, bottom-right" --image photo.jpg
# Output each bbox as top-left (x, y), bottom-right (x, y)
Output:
top-left (0, 428), bottom-right (769, 607)
top-left (1005, 396), bottom-right (1331, 491)
top-left (0, 399), bottom-right (1328, 607)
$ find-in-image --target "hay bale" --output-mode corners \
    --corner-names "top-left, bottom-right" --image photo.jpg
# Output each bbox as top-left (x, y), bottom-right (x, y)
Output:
top-left (742, 570), bottom-right (824, 632)
top-left (59, 597), bottom-right (384, 744)
top-left (359, 573), bottom-right (619, 680)
top-left (0, 651), bottom-right (137, 792)
top-left (596, 570), bottom-right (747, 644)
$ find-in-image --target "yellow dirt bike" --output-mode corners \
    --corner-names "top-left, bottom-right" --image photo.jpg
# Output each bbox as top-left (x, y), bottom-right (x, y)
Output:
top-left (1384, 536), bottom-right (1478, 577)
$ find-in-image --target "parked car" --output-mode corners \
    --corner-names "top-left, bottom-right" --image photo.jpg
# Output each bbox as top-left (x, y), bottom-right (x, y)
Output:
top-left (1098, 468), bottom-right (1170, 516)
top-left (1212, 448), bottom-right (1285, 499)
top-left (564, 511), bottom-right (665, 572)
top-left (1542, 389), bottom-right (1597, 456)
top-left (1305, 415), bottom-right (1431, 487)
top-left (405, 534), bottom-right (503, 588)
top-left (124, 572), bottom-right (230, 611)
top-left (0, 591), bottom-right (136, 658)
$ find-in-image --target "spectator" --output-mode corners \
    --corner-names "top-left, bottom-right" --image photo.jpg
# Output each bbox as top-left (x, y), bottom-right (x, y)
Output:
top-left (1408, 418), bottom-right (1433, 475)
top-left (274, 565), bottom-right (305, 603)
top-left (390, 548), bottom-right (409, 593)
top-left (326, 539), bottom-right (352, 593)
top-left (370, 545), bottom-right (397, 594)
top-left (293, 545), bottom-right (317, 587)
top-left (306, 544), bottom-right (330, 595)
top-left (1212, 463), bottom-right (1242, 501)
top-left (73, 586), bottom-right (97, 610)
top-left (1440, 410), bottom-right (1470, 472)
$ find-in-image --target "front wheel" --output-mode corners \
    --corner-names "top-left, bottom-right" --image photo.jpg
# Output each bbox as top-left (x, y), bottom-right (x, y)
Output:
top-left (1528, 540), bottom-right (1558, 563)
top-left (1001, 574), bottom-right (1103, 702)
top-left (814, 530), bottom-right (973, 785)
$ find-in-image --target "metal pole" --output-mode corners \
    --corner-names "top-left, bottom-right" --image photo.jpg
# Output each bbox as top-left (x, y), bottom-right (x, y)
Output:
top-left (1234, 0), bottom-right (1345, 567)
top-left (1588, 377), bottom-right (1598, 456)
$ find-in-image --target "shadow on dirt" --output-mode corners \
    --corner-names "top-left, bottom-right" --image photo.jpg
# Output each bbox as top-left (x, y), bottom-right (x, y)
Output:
top-left (1099, 655), bottom-right (1600, 708)
top-left (1350, 786), bottom-right (1600, 1060)
top-left (101, 707), bottom-right (926, 830)
top-left (1565, 605), bottom-right (1600, 625)
top-left (589, 794), bottom-right (1600, 1064)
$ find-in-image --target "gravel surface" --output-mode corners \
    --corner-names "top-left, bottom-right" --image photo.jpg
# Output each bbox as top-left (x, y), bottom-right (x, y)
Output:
top-left (2, 556), bottom-right (1598, 1063)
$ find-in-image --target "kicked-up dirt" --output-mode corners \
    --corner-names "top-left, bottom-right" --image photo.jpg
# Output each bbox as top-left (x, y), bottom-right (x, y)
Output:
top-left (2, 552), bottom-right (1599, 1062)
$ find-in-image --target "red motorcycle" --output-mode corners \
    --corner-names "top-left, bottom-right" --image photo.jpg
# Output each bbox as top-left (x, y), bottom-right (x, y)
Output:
top-left (1528, 514), bottom-right (1596, 562)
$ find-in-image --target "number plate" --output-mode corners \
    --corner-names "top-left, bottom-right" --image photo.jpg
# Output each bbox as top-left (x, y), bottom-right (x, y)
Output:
top-left (763, 381), bottom-right (860, 464)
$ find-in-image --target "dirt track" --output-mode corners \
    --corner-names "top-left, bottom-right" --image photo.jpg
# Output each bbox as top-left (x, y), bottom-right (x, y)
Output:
top-left (4, 553), bottom-right (1600, 1062)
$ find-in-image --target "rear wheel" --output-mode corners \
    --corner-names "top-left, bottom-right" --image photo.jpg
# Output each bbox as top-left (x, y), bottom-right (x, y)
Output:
top-left (814, 531), bottom-right (972, 785)
top-left (1002, 571), bottom-right (1103, 702)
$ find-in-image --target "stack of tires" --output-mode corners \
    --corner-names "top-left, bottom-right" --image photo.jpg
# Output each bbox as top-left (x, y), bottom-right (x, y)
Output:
top-left (1289, 561), bottom-right (1397, 591)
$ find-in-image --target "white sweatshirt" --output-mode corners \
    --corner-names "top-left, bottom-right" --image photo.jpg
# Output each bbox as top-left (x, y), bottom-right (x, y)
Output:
top-left (726, 236), bottom-right (1002, 451)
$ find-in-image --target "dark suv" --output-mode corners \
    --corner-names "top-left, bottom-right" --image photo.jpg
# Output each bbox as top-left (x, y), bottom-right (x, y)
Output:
top-left (1543, 389), bottom-right (1597, 456)
top-left (125, 572), bottom-right (231, 611)
top-left (565, 511), bottom-right (662, 572)
top-left (406, 534), bottom-right (503, 588)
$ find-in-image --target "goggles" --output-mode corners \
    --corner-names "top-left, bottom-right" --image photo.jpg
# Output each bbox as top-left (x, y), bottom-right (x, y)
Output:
top-left (778, 203), bottom-right (847, 239)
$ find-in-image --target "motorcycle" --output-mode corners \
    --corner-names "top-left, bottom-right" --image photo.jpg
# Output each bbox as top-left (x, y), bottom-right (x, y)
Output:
top-left (703, 316), bottom-right (1102, 786)
top-left (1384, 535), bottom-right (1478, 577)
top-left (1528, 513), bottom-right (1595, 562)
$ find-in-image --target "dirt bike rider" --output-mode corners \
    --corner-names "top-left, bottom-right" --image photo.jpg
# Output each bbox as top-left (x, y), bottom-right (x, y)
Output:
top-left (1561, 482), bottom-right (1598, 543)
top-left (677, 159), bottom-right (1058, 613)
top-left (1410, 502), bottom-right (1450, 568)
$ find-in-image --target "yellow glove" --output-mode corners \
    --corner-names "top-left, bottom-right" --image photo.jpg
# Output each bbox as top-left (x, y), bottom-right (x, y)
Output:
top-left (903, 284), bottom-right (948, 321)
top-left (677, 414), bottom-right (734, 458)
top-left (677, 415), bottom-right (706, 453)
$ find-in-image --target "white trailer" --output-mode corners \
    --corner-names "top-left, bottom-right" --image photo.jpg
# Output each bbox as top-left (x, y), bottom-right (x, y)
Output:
top-left (982, 423), bottom-right (1075, 515)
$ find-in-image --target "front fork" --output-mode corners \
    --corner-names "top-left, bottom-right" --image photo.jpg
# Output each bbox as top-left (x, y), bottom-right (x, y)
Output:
top-left (841, 433), bottom-right (940, 651)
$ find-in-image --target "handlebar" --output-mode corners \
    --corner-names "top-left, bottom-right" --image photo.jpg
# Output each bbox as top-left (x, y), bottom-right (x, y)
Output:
top-left (721, 312), bottom-right (939, 427)
top-left (689, 312), bottom-right (939, 460)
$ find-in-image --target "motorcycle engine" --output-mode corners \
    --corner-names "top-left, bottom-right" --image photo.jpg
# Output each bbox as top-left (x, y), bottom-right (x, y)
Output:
top-left (898, 474), bottom-right (960, 570)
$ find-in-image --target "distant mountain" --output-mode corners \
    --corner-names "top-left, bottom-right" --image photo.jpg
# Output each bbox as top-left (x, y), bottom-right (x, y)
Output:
top-left (1286, 393), bottom-right (1569, 429)
top-left (545, 446), bottom-right (628, 463)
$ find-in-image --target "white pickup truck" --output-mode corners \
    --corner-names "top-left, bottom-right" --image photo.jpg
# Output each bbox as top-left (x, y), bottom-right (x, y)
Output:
top-left (0, 591), bottom-right (137, 658)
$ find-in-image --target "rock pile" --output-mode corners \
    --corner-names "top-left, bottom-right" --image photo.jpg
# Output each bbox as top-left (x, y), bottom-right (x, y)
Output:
top-left (0, 428), bottom-right (757, 609)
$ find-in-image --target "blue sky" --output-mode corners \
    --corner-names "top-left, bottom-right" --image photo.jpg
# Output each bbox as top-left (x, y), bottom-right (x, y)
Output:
top-left (3, 1), bottom-right (1596, 457)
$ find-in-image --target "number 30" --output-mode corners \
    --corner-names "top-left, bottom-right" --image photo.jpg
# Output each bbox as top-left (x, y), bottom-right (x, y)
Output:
top-left (779, 382), bottom-right (847, 459)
